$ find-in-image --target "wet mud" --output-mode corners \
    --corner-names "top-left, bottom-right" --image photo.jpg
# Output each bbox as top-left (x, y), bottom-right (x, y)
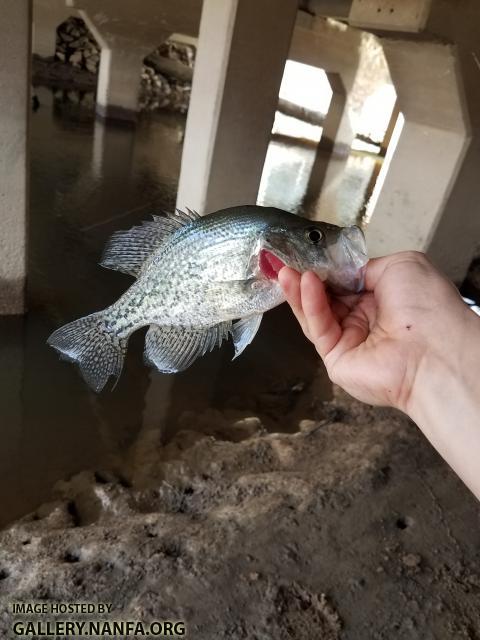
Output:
top-left (1, 389), bottom-right (479, 639)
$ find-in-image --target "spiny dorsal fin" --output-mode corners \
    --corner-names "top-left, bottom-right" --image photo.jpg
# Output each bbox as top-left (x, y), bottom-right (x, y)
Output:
top-left (100, 208), bottom-right (201, 278)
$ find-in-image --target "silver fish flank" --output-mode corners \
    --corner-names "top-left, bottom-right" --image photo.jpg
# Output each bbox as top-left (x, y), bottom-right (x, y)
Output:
top-left (48, 205), bottom-right (368, 391)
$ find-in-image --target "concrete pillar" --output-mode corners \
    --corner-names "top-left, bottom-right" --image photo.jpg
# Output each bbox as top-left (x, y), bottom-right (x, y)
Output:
top-left (32, 0), bottom-right (73, 58)
top-left (424, 1), bottom-right (480, 282)
top-left (358, 99), bottom-right (399, 219)
top-left (176, 0), bottom-right (298, 214)
top-left (303, 73), bottom-right (349, 212)
top-left (33, 22), bottom-right (57, 59)
top-left (96, 43), bottom-right (149, 122)
top-left (67, 0), bottom-right (193, 122)
top-left (365, 40), bottom-right (470, 274)
top-left (289, 14), bottom-right (361, 222)
top-left (0, 318), bottom-right (24, 526)
top-left (0, 0), bottom-right (31, 314)
top-left (314, 87), bottom-right (355, 221)
top-left (71, 9), bottom-right (160, 122)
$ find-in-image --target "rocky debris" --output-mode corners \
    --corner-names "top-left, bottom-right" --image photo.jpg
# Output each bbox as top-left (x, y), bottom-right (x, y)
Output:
top-left (55, 17), bottom-right (100, 74)
top-left (35, 16), bottom-right (196, 113)
top-left (139, 42), bottom-right (195, 113)
top-left (139, 65), bottom-right (191, 114)
top-left (155, 39), bottom-right (195, 70)
top-left (0, 388), bottom-right (479, 638)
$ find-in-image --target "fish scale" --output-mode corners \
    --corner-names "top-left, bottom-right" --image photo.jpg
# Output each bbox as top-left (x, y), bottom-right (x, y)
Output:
top-left (48, 205), bottom-right (368, 392)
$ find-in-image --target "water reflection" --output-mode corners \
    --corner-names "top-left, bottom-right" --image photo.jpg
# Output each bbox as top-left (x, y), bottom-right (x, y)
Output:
top-left (259, 137), bottom-right (378, 225)
top-left (258, 140), bottom-right (316, 213)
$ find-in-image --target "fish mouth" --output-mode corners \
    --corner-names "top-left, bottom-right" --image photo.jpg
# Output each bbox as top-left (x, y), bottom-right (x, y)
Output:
top-left (258, 249), bottom-right (286, 280)
top-left (328, 226), bottom-right (368, 293)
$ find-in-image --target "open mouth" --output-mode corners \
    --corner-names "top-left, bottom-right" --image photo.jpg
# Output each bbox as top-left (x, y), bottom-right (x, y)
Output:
top-left (259, 249), bottom-right (286, 280)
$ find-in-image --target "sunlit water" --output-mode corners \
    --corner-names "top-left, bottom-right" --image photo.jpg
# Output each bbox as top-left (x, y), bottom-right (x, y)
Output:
top-left (259, 137), bottom-right (377, 224)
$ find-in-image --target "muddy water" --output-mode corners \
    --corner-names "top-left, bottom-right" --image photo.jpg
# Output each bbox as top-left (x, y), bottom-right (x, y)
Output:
top-left (1, 89), bottom-right (340, 527)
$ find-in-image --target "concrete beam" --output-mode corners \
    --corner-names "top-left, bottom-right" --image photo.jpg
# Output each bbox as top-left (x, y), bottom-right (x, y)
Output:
top-left (66, 0), bottom-right (201, 43)
top-left (365, 40), bottom-right (471, 279)
top-left (0, 0), bottom-right (31, 314)
top-left (176, 0), bottom-right (298, 214)
top-left (289, 14), bottom-right (361, 89)
top-left (349, 0), bottom-right (432, 33)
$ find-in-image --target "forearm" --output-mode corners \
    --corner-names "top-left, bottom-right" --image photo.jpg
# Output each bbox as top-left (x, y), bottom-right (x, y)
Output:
top-left (407, 314), bottom-right (480, 500)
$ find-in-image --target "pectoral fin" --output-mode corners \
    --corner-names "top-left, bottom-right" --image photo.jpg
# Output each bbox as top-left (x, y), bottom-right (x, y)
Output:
top-left (144, 321), bottom-right (231, 373)
top-left (231, 314), bottom-right (263, 359)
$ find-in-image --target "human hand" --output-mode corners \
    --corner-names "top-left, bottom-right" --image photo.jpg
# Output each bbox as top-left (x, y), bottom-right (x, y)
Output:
top-left (278, 251), bottom-right (475, 414)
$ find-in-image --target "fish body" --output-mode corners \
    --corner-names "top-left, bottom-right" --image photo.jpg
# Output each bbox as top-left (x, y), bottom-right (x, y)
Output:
top-left (48, 205), bottom-right (367, 391)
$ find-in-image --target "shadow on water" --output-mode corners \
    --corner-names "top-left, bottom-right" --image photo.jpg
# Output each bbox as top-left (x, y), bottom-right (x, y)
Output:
top-left (0, 87), bottom-right (329, 528)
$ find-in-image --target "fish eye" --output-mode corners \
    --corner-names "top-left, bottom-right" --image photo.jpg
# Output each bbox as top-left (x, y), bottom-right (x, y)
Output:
top-left (305, 228), bottom-right (323, 245)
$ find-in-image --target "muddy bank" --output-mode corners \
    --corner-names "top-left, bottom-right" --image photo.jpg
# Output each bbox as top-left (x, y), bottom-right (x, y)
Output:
top-left (0, 388), bottom-right (479, 639)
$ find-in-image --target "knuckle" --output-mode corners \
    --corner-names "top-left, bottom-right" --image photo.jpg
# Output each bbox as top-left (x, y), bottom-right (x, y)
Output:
top-left (399, 250), bottom-right (429, 265)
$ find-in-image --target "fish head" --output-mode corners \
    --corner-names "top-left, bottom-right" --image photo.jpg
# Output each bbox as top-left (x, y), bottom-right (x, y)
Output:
top-left (259, 217), bottom-right (368, 294)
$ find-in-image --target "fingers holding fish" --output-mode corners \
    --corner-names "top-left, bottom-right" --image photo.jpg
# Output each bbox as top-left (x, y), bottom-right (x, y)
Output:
top-left (299, 271), bottom-right (342, 359)
top-left (328, 297), bottom-right (351, 323)
top-left (332, 305), bottom-right (370, 361)
top-left (278, 267), bottom-right (363, 355)
top-left (278, 267), bottom-right (310, 339)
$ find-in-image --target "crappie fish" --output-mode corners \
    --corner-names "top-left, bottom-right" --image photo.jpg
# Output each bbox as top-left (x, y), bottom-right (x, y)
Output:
top-left (48, 205), bottom-right (367, 391)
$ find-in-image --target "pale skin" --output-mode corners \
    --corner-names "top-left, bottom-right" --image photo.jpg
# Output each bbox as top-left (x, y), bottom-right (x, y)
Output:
top-left (278, 251), bottom-right (480, 501)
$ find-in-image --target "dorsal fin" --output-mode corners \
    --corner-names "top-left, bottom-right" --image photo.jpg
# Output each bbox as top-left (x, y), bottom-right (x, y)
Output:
top-left (100, 209), bottom-right (200, 278)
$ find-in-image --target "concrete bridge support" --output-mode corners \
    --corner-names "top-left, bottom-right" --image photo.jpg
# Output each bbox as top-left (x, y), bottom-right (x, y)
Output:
top-left (176, 0), bottom-right (298, 214)
top-left (364, 40), bottom-right (471, 278)
top-left (289, 15), bottom-right (361, 221)
top-left (66, 0), bottom-right (201, 122)
top-left (70, 9), bottom-right (155, 122)
top-left (303, 72), bottom-right (348, 212)
top-left (95, 42), bottom-right (151, 122)
top-left (340, 0), bottom-right (480, 282)
top-left (0, 0), bottom-right (31, 314)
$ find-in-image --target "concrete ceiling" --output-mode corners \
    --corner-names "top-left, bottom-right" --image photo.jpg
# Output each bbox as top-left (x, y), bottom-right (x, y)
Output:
top-left (66, 0), bottom-right (203, 46)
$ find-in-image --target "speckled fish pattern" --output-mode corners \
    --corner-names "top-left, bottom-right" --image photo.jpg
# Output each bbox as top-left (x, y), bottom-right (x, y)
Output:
top-left (47, 205), bottom-right (368, 392)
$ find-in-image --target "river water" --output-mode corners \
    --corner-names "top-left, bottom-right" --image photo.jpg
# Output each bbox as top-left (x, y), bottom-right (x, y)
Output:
top-left (0, 88), bottom-right (375, 527)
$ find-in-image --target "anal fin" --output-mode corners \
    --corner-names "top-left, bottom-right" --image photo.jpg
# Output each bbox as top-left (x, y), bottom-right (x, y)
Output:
top-left (231, 314), bottom-right (263, 359)
top-left (144, 322), bottom-right (231, 373)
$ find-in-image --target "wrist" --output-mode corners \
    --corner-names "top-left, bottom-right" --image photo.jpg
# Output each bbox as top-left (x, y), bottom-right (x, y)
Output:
top-left (403, 308), bottom-right (480, 499)
top-left (406, 309), bottom-right (480, 425)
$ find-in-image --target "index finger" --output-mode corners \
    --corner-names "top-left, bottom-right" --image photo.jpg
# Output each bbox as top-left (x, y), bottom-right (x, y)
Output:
top-left (300, 271), bottom-right (342, 358)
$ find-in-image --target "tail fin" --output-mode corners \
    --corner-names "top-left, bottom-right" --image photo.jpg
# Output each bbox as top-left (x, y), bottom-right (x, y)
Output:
top-left (47, 311), bottom-right (127, 392)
